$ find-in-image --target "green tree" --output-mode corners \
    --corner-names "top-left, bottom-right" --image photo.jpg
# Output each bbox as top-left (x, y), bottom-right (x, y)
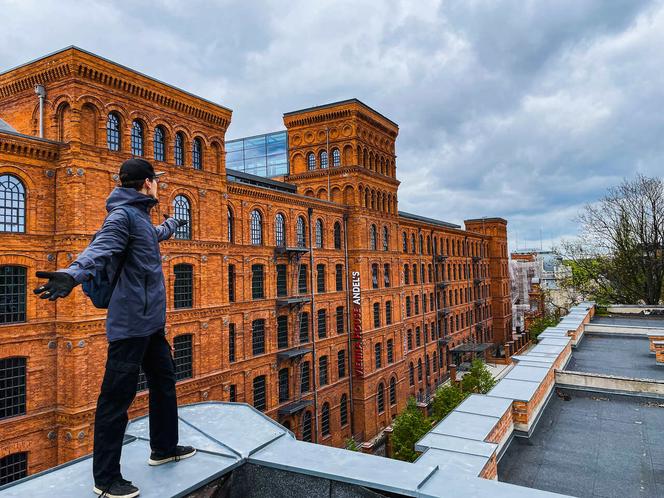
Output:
top-left (391, 397), bottom-right (431, 462)
top-left (344, 438), bottom-right (360, 452)
top-left (528, 313), bottom-right (560, 341)
top-left (461, 359), bottom-right (496, 394)
top-left (431, 384), bottom-right (467, 422)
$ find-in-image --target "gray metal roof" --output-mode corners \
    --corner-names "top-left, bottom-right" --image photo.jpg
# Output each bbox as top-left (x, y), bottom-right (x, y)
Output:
top-left (505, 364), bottom-right (550, 383)
top-left (488, 378), bottom-right (541, 401)
top-left (429, 411), bottom-right (500, 441)
top-left (398, 211), bottom-right (461, 229)
top-left (415, 432), bottom-right (497, 457)
top-left (0, 117), bottom-right (16, 132)
top-left (455, 393), bottom-right (512, 418)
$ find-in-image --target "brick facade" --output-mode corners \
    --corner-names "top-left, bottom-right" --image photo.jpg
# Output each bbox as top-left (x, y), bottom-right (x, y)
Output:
top-left (0, 47), bottom-right (512, 478)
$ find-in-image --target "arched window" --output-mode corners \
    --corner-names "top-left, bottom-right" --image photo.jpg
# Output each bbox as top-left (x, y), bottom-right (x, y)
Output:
top-left (389, 377), bottom-right (397, 406)
top-left (307, 152), bottom-right (316, 170)
top-left (252, 319), bottom-right (265, 355)
top-left (302, 411), bottom-right (313, 442)
top-left (296, 216), bottom-right (306, 247)
top-left (402, 232), bottom-right (407, 252)
top-left (321, 402), bottom-right (330, 436)
top-left (369, 225), bottom-right (377, 250)
top-left (0, 175), bottom-right (26, 233)
top-left (192, 137), bottom-right (202, 170)
top-left (333, 222), bottom-right (342, 250)
top-left (174, 132), bottom-right (185, 166)
top-left (0, 451), bottom-right (27, 484)
top-left (172, 195), bottom-right (191, 240)
top-left (332, 148), bottom-right (340, 167)
top-left (320, 150), bottom-right (328, 169)
top-left (340, 393), bottom-right (348, 426)
top-left (410, 234), bottom-right (416, 253)
top-left (407, 329), bottom-right (413, 350)
top-left (227, 207), bottom-right (234, 243)
top-left (131, 120), bottom-right (143, 156)
top-left (382, 226), bottom-right (389, 251)
top-left (278, 368), bottom-right (289, 403)
top-left (106, 113), bottom-right (121, 151)
top-left (419, 234), bottom-right (424, 254)
top-left (250, 210), bottom-right (263, 245)
top-left (315, 219), bottom-right (323, 248)
top-left (377, 383), bottom-right (385, 414)
top-left (375, 342), bottom-right (382, 369)
top-left (275, 213), bottom-right (286, 247)
top-left (153, 126), bottom-right (165, 161)
top-left (409, 362), bottom-right (415, 386)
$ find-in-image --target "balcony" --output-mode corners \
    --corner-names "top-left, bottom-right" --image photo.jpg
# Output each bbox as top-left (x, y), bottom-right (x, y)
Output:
top-left (276, 296), bottom-right (311, 308)
top-left (274, 246), bottom-right (310, 260)
top-left (435, 255), bottom-right (448, 263)
top-left (277, 347), bottom-right (312, 363)
top-left (436, 281), bottom-right (448, 289)
top-left (277, 399), bottom-right (313, 417)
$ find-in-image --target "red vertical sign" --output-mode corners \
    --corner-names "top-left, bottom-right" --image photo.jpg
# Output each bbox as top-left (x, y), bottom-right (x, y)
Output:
top-left (351, 271), bottom-right (364, 378)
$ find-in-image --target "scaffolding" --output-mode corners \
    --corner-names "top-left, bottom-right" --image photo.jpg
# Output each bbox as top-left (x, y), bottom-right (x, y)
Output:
top-left (510, 252), bottom-right (542, 334)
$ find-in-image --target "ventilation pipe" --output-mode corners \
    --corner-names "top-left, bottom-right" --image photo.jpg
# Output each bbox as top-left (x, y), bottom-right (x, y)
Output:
top-left (34, 85), bottom-right (46, 138)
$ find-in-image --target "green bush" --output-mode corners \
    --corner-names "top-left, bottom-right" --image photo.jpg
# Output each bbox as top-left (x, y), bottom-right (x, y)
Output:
top-left (461, 359), bottom-right (496, 394)
top-left (344, 438), bottom-right (360, 451)
top-left (391, 397), bottom-right (431, 462)
top-left (431, 384), bottom-right (468, 422)
top-left (528, 314), bottom-right (560, 341)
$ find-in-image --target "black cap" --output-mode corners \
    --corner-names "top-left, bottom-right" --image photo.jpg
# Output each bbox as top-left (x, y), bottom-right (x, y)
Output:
top-left (119, 158), bottom-right (165, 184)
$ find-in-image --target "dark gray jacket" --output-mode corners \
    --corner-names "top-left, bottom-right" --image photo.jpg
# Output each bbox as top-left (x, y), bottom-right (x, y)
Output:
top-left (62, 187), bottom-right (178, 342)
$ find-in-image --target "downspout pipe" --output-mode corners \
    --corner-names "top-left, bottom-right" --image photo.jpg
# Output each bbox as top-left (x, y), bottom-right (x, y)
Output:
top-left (34, 85), bottom-right (46, 138)
top-left (307, 207), bottom-right (319, 443)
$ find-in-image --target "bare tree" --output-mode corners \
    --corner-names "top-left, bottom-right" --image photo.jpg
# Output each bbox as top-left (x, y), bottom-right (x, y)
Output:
top-left (560, 175), bottom-right (664, 305)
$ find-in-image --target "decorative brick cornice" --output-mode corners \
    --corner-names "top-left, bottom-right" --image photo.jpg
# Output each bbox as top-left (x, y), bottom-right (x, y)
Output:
top-left (0, 62), bottom-right (71, 98)
top-left (0, 131), bottom-right (61, 161)
top-left (228, 183), bottom-right (347, 212)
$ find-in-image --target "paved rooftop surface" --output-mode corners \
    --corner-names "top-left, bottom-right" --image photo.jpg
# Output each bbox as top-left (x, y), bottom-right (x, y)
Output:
top-left (567, 335), bottom-right (664, 381)
top-left (591, 315), bottom-right (664, 328)
top-left (498, 389), bottom-right (664, 498)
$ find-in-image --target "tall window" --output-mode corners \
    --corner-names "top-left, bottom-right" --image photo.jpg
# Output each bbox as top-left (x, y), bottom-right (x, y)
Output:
top-left (0, 266), bottom-right (26, 324)
top-left (373, 302), bottom-right (380, 328)
top-left (252, 319), bottom-right (265, 355)
top-left (414, 295), bottom-right (419, 315)
top-left (405, 296), bottom-right (411, 317)
top-left (377, 383), bottom-right (385, 414)
top-left (0, 357), bottom-right (26, 419)
top-left (307, 152), bottom-right (316, 170)
top-left (296, 216), bottom-right (306, 247)
top-left (228, 323), bottom-right (236, 362)
top-left (385, 301), bottom-right (392, 325)
top-left (229, 384), bottom-right (236, 402)
top-left (384, 264), bottom-right (391, 287)
top-left (317, 308), bottom-right (327, 338)
top-left (371, 264), bottom-right (379, 289)
top-left (251, 264), bottom-right (264, 299)
top-left (173, 264), bottom-right (193, 309)
top-left (253, 375), bottom-right (266, 411)
top-left (337, 349), bottom-right (346, 378)
top-left (300, 361), bottom-right (310, 393)
top-left (321, 402), bottom-right (330, 436)
top-left (410, 234), bottom-right (416, 253)
top-left (0, 175), bottom-right (26, 233)
top-left (0, 452), bottom-right (27, 485)
top-left (336, 306), bottom-right (344, 334)
top-left (299, 312), bottom-right (310, 343)
top-left (250, 210), bottom-right (263, 245)
top-left (409, 362), bottom-right (414, 386)
top-left (333, 222), bottom-right (342, 249)
top-left (302, 410), bottom-right (313, 442)
top-left (173, 195), bottom-right (191, 240)
top-left (374, 342), bottom-right (382, 369)
top-left (227, 207), bottom-right (234, 243)
top-left (106, 113), bottom-right (121, 151)
top-left (278, 368), bottom-right (289, 403)
top-left (402, 232), bottom-right (407, 252)
top-left (389, 377), bottom-right (397, 406)
top-left (340, 393), bottom-right (348, 426)
top-left (154, 126), bottom-right (165, 161)
top-left (277, 315), bottom-right (289, 349)
top-left (174, 334), bottom-right (193, 381)
top-left (413, 265), bottom-right (418, 284)
top-left (228, 264), bottom-right (235, 302)
top-left (275, 213), bottom-right (286, 247)
top-left (174, 132), bottom-right (185, 166)
top-left (332, 148), bottom-right (341, 167)
top-left (387, 339), bottom-right (394, 364)
top-left (404, 265), bottom-right (410, 285)
top-left (382, 227), bottom-right (389, 251)
top-left (320, 150), bottom-right (328, 169)
top-left (407, 330), bottom-right (413, 350)
top-left (369, 224), bottom-right (377, 250)
top-left (192, 138), bottom-right (202, 170)
top-left (419, 234), bottom-right (424, 254)
top-left (131, 120), bottom-right (143, 156)
top-left (417, 358), bottom-right (423, 381)
top-left (335, 264), bottom-right (343, 291)
top-left (276, 264), bottom-right (287, 297)
top-left (319, 355), bottom-right (328, 386)
top-left (298, 264), bottom-right (308, 294)
top-left (416, 326), bottom-right (421, 347)
top-left (316, 264), bottom-right (326, 293)
top-left (315, 219), bottom-right (324, 248)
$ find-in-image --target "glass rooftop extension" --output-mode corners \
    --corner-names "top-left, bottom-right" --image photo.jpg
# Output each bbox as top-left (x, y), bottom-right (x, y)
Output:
top-left (226, 130), bottom-right (288, 178)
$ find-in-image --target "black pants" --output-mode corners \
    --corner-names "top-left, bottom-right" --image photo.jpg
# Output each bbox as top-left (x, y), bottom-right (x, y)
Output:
top-left (93, 329), bottom-right (179, 486)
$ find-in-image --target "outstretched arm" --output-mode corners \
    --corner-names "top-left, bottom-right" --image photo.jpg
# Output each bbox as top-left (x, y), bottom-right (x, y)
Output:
top-left (156, 214), bottom-right (187, 242)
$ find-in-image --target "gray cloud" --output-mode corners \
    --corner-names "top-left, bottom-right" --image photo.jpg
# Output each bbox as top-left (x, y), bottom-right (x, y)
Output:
top-left (1, 0), bottom-right (662, 250)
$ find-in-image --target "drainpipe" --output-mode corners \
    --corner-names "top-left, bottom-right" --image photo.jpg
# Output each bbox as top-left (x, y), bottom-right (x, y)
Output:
top-left (342, 213), bottom-right (355, 436)
top-left (34, 85), bottom-right (46, 138)
top-left (307, 207), bottom-right (319, 443)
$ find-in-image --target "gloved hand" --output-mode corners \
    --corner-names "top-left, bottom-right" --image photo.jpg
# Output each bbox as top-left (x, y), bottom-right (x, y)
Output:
top-left (163, 214), bottom-right (188, 228)
top-left (34, 271), bottom-right (76, 300)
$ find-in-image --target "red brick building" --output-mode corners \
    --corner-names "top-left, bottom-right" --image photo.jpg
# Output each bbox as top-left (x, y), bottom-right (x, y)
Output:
top-left (0, 47), bottom-right (511, 482)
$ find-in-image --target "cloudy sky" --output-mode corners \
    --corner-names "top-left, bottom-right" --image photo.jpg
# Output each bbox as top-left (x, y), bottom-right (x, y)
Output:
top-left (2, 0), bottom-right (663, 249)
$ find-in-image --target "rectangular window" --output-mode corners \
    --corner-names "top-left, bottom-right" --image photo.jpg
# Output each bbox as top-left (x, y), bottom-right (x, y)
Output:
top-left (299, 312), bottom-right (310, 343)
top-left (229, 384), bottom-right (237, 402)
top-left (252, 319), bottom-right (265, 355)
top-left (300, 361), bottom-right (310, 393)
top-left (228, 264), bottom-right (235, 302)
top-left (317, 308), bottom-right (327, 338)
top-left (406, 296), bottom-right (411, 317)
top-left (0, 266), bottom-right (26, 324)
top-left (277, 315), bottom-right (289, 349)
top-left (371, 264), bottom-right (379, 289)
top-left (173, 264), bottom-right (193, 309)
top-left (0, 452), bottom-right (27, 486)
top-left (0, 357), bottom-right (26, 420)
top-left (337, 349), bottom-right (346, 378)
top-left (335, 264), bottom-right (343, 291)
top-left (373, 302), bottom-right (380, 328)
top-left (385, 301), bottom-right (392, 325)
top-left (174, 335), bottom-right (193, 381)
top-left (298, 265), bottom-right (308, 294)
top-left (316, 264), bottom-right (326, 293)
top-left (278, 368), bottom-right (289, 403)
top-left (229, 323), bottom-right (236, 363)
top-left (251, 264), bottom-right (264, 299)
top-left (319, 356), bottom-right (328, 386)
top-left (387, 339), bottom-right (394, 364)
top-left (336, 306), bottom-right (344, 334)
top-left (253, 375), bottom-right (266, 412)
top-left (415, 295), bottom-right (419, 315)
top-left (384, 264), bottom-right (390, 287)
top-left (276, 264), bottom-right (287, 297)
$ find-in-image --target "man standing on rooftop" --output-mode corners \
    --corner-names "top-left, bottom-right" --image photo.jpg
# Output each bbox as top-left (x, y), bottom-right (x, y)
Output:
top-left (34, 158), bottom-right (196, 498)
